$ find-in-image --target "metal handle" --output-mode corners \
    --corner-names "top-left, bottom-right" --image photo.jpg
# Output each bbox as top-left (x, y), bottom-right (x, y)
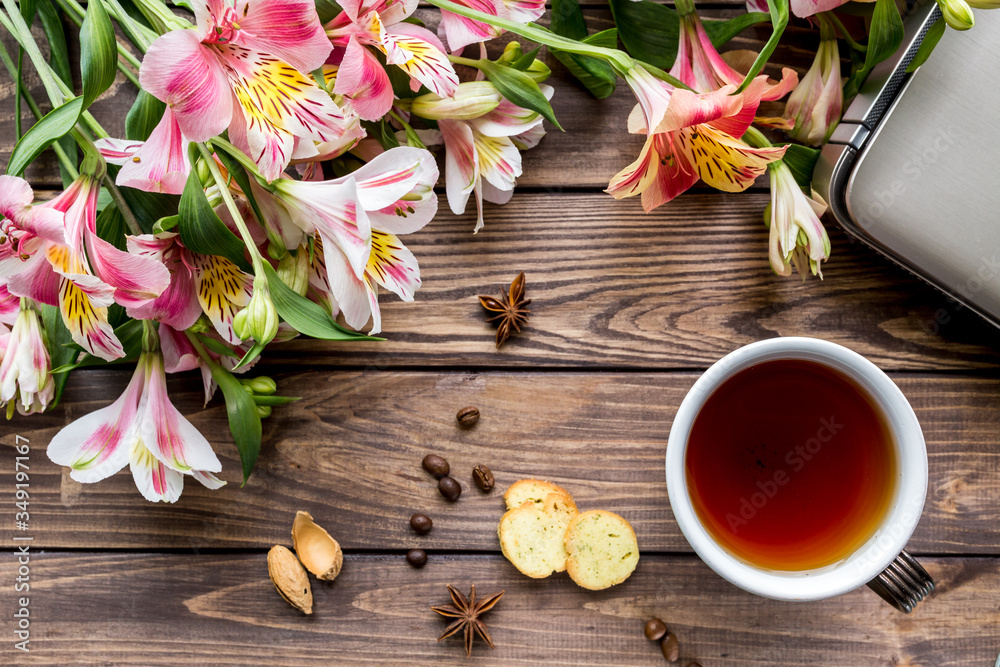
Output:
top-left (866, 550), bottom-right (934, 613)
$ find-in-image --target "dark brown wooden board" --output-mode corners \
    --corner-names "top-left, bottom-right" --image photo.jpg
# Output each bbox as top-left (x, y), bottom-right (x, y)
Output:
top-left (1, 553), bottom-right (997, 666)
top-left (5, 370), bottom-right (999, 553)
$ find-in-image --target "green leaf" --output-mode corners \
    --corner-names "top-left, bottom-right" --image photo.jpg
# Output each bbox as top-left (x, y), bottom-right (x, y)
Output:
top-left (152, 214), bottom-right (179, 234)
top-left (252, 395), bottom-right (301, 406)
top-left (117, 186), bottom-right (179, 234)
top-left (314, 0), bottom-right (341, 23)
top-left (260, 263), bottom-right (380, 341)
top-left (511, 46), bottom-right (541, 71)
top-left (35, 0), bottom-right (77, 187)
top-left (845, 0), bottom-right (904, 98)
top-left (40, 304), bottom-right (76, 407)
top-left (206, 360), bottom-right (262, 484)
top-left (126, 90), bottom-right (167, 141)
top-left (780, 144), bottom-right (822, 189)
top-left (736, 0), bottom-right (789, 94)
top-left (703, 12), bottom-right (771, 48)
top-left (80, 0), bottom-right (118, 109)
top-left (95, 200), bottom-right (127, 250)
top-left (609, 0), bottom-right (679, 69)
top-left (906, 16), bottom-right (945, 73)
top-left (36, 0), bottom-right (71, 85)
top-left (177, 169), bottom-right (252, 271)
top-left (549, 0), bottom-right (617, 100)
top-left (477, 60), bottom-right (562, 131)
top-left (6, 97), bottom-right (84, 177)
top-left (554, 29), bottom-right (619, 98)
top-left (195, 334), bottom-right (240, 359)
top-left (551, 0), bottom-right (588, 39)
top-left (233, 338), bottom-right (266, 370)
top-left (213, 145), bottom-right (266, 229)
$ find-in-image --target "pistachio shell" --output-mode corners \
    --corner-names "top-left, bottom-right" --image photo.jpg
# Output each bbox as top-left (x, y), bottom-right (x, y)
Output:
top-left (267, 545), bottom-right (313, 614)
top-left (292, 511), bottom-right (344, 581)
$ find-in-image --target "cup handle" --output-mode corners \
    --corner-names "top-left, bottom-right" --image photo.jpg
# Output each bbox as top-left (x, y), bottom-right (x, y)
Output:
top-left (865, 550), bottom-right (934, 613)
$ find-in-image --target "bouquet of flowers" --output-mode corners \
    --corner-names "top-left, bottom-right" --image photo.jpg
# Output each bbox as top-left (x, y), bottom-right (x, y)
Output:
top-left (0, 0), bottom-right (988, 502)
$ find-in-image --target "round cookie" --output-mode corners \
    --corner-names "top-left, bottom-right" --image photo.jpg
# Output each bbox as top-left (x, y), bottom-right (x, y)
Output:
top-left (503, 479), bottom-right (575, 511)
top-left (498, 492), bottom-right (579, 578)
top-left (564, 510), bottom-right (639, 591)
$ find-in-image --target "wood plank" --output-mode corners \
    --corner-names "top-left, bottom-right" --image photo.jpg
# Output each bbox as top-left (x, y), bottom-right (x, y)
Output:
top-left (5, 370), bottom-right (1000, 553)
top-left (228, 192), bottom-right (999, 371)
top-left (1, 10), bottom-right (819, 188)
top-left (10, 189), bottom-right (1000, 369)
top-left (1, 552), bottom-right (996, 665)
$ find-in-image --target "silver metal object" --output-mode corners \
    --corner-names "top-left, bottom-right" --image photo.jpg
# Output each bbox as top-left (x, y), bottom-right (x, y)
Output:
top-left (814, 2), bottom-right (1000, 329)
top-left (866, 550), bottom-right (935, 613)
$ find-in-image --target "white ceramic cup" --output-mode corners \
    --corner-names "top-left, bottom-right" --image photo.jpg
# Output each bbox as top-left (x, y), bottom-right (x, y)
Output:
top-left (666, 337), bottom-right (933, 611)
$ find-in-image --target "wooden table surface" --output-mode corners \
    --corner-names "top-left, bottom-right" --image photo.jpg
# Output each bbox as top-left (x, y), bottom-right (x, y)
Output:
top-left (3, 7), bottom-right (1000, 666)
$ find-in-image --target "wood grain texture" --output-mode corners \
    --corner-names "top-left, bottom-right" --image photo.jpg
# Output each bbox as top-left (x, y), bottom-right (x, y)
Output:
top-left (1, 552), bottom-right (997, 666)
top-left (250, 190), bottom-right (998, 371)
top-left (1, 9), bottom-right (818, 188)
top-left (5, 370), bottom-right (999, 552)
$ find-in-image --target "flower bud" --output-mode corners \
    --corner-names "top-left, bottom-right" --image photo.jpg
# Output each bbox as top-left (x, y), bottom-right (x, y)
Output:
top-left (257, 405), bottom-right (273, 418)
top-left (938, 0), bottom-right (975, 29)
top-left (276, 250), bottom-right (310, 296)
top-left (525, 58), bottom-right (552, 83)
top-left (411, 82), bottom-right (501, 120)
top-left (234, 277), bottom-right (279, 345)
top-left (241, 376), bottom-right (277, 395)
top-left (499, 41), bottom-right (523, 64)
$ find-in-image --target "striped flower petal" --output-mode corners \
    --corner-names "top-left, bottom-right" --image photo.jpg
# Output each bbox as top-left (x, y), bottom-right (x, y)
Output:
top-left (192, 253), bottom-right (253, 344)
top-left (334, 37), bottom-right (395, 122)
top-left (677, 124), bottom-right (786, 193)
top-left (439, 119), bottom-right (478, 218)
top-left (140, 29), bottom-right (233, 143)
top-left (130, 440), bottom-right (184, 503)
top-left (383, 24), bottom-right (459, 97)
top-left (367, 229), bottom-right (420, 301)
top-left (139, 352), bottom-right (222, 475)
top-left (438, 0), bottom-right (505, 51)
top-left (47, 357), bottom-right (145, 483)
top-left (236, 0), bottom-right (333, 73)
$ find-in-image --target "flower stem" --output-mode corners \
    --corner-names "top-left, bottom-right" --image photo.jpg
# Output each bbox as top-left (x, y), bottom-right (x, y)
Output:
top-left (196, 142), bottom-right (267, 275)
top-left (207, 137), bottom-right (268, 181)
top-left (425, 0), bottom-right (635, 70)
top-left (52, 0), bottom-right (143, 84)
top-left (742, 125), bottom-right (774, 149)
top-left (0, 39), bottom-right (79, 179)
top-left (824, 12), bottom-right (866, 52)
top-left (102, 0), bottom-right (156, 52)
top-left (0, 1), bottom-right (66, 104)
top-left (674, 0), bottom-right (697, 16)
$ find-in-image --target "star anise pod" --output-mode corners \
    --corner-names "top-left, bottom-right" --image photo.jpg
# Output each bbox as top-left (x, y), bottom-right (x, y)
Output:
top-left (478, 272), bottom-right (531, 348)
top-left (430, 584), bottom-right (505, 657)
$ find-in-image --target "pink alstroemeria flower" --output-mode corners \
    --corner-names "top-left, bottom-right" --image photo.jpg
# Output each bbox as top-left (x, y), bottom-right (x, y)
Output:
top-left (47, 348), bottom-right (225, 503)
top-left (126, 233), bottom-right (253, 344)
top-left (767, 160), bottom-right (830, 279)
top-left (140, 0), bottom-right (353, 181)
top-left (784, 21), bottom-right (842, 146)
top-left (607, 66), bottom-right (787, 212)
top-left (438, 0), bottom-right (505, 52)
top-left (0, 175), bottom-right (170, 360)
top-left (436, 86), bottom-right (552, 231)
top-left (0, 282), bottom-right (21, 325)
top-left (255, 146), bottom-right (436, 332)
top-left (671, 11), bottom-right (797, 111)
top-left (94, 108), bottom-right (191, 195)
top-left (326, 0), bottom-right (459, 121)
top-left (0, 300), bottom-right (54, 417)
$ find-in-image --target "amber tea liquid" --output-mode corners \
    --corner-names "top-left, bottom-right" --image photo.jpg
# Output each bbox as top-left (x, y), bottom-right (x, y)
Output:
top-left (685, 359), bottom-right (897, 571)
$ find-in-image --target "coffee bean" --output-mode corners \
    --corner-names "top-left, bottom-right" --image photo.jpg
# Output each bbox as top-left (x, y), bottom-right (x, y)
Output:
top-left (456, 406), bottom-right (480, 428)
top-left (410, 513), bottom-right (433, 535)
top-left (422, 454), bottom-right (450, 478)
top-left (472, 465), bottom-right (494, 492)
top-left (438, 476), bottom-right (462, 501)
top-left (661, 633), bottom-right (679, 662)
top-left (406, 549), bottom-right (427, 568)
top-left (644, 618), bottom-right (667, 641)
